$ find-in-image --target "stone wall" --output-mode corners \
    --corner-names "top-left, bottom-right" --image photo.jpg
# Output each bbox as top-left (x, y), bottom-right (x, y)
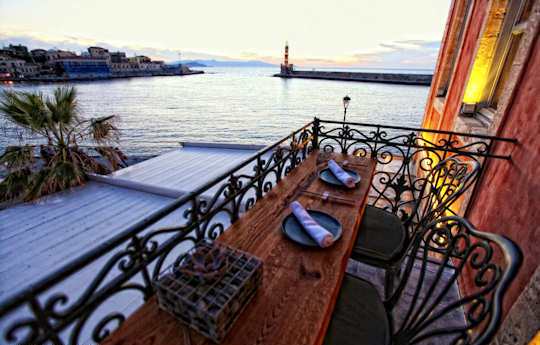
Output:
top-left (274, 70), bottom-right (432, 85)
top-left (490, 266), bottom-right (540, 345)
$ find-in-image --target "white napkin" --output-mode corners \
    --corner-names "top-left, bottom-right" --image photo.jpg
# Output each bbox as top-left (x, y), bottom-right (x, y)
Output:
top-left (328, 160), bottom-right (356, 188)
top-left (290, 201), bottom-right (334, 247)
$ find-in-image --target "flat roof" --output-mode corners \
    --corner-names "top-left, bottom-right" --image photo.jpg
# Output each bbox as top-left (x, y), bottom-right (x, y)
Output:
top-left (0, 143), bottom-right (262, 343)
top-left (0, 143), bottom-right (261, 295)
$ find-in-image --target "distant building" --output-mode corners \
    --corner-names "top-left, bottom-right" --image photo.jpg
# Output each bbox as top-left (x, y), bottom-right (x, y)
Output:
top-left (0, 44), bottom-right (31, 62)
top-left (55, 57), bottom-right (111, 79)
top-left (110, 52), bottom-right (128, 63)
top-left (30, 49), bottom-right (48, 63)
top-left (129, 55), bottom-right (151, 64)
top-left (88, 46), bottom-right (111, 63)
top-left (46, 49), bottom-right (77, 62)
top-left (0, 43), bottom-right (199, 80)
top-left (0, 56), bottom-right (39, 78)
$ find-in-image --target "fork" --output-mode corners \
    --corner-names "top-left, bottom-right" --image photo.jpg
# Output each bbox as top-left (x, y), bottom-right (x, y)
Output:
top-left (301, 190), bottom-right (357, 205)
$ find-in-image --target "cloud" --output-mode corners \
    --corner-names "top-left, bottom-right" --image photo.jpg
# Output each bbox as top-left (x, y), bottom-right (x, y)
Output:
top-left (0, 30), bottom-right (231, 62)
top-left (0, 30), bottom-right (441, 69)
top-left (343, 39), bottom-right (441, 69)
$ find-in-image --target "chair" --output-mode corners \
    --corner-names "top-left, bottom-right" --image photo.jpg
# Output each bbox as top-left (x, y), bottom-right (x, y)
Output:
top-left (325, 216), bottom-right (522, 345)
top-left (351, 155), bottom-right (481, 297)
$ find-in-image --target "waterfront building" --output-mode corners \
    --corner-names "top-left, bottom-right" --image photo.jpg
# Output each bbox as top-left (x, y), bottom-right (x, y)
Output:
top-left (110, 61), bottom-right (133, 75)
top-left (110, 51), bottom-right (128, 63)
top-left (45, 49), bottom-right (77, 62)
top-left (0, 43), bottom-right (199, 80)
top-left (30, 49), bottom-right (48, 63)
top-left (0, 44), bottom-right (32, 62)
top-left (88, 46), bottom-right (111, 63)
top-left (130, 55), bottom-right (151, 64)
top-left (54, 57), bottom-right (111, 79)
top-left (0, 56), bottom-right (39, 78)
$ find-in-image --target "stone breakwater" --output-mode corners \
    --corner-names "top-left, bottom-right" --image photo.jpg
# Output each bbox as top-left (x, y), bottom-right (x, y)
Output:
top-left (273, 70), bottom-right (432, 86)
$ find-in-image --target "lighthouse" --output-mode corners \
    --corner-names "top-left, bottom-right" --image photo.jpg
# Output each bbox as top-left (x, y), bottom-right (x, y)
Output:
top-left (280, 41), bottom-right (292, 74)
top-left (284, 41), bottom-right (289, 67)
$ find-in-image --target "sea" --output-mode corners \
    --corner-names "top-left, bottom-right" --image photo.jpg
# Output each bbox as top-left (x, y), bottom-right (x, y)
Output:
top-left (0, 67), bottom-right (431, 157)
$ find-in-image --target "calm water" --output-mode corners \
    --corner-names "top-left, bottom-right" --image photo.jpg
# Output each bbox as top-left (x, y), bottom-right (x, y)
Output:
top-left (0, 67), bottom-right (429, 156)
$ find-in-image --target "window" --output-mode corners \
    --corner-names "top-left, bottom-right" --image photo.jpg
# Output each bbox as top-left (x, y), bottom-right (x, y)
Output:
top-left (461, 0), bottom-right (530, 114)
top-left (436, 0), bottom-right (473, 98)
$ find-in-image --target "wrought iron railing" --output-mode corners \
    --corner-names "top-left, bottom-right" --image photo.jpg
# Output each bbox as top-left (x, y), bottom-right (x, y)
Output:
top-left (0, 119), bottom-right (516, 345)
top-left (314, 118), bottom-right (516, 220)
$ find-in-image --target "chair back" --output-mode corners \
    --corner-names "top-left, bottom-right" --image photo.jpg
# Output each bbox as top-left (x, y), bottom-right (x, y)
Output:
top-left (387, 216), bottom-right (522, 345)
top-left (407, 155), bottom-right (481, 231)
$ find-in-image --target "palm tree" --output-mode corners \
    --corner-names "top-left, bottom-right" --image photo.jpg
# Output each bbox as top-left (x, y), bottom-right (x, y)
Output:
top-left (0, 86), bottom-right (126, 204)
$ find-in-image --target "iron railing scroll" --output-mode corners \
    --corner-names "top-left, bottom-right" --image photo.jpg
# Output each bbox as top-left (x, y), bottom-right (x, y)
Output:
top-left (314, 118), bottom-right (516, 222)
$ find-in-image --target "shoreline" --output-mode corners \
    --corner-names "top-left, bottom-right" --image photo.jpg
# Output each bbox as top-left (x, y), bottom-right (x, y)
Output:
top-left (0, 70), bottom-right (204, 84)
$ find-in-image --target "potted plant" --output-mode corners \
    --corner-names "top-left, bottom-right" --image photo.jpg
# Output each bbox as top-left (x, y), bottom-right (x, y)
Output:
top-left (0, 86), bottom-right (126, 205)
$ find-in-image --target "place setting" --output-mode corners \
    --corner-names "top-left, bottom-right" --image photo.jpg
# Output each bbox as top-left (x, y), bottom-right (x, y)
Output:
top-left (282, 158), bottom-right (362, 248)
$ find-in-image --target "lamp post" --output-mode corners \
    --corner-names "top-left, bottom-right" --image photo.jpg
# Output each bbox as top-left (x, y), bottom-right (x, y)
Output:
top-left (342, 95), bottom-right (351, 123)
top-left (341, 96), bottom-right (351, 151)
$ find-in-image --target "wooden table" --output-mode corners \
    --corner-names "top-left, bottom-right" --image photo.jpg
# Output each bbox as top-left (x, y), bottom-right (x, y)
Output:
top-left (103, 151), bottom-right (375, 345)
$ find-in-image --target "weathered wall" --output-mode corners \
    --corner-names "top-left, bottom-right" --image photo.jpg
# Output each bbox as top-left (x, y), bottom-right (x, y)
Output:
top-left (421, 0), bottom-right (540, 318)
top-left (441, 0), bottom-right (491, 131)
top-left (466, 37), bottom-right (540, 312)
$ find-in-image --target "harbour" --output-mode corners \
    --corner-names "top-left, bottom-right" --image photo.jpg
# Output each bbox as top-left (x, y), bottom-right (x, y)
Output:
top-left (273, 43), bottom-right (433, 85)
top-left (0, 67), bottom-right (430, 157)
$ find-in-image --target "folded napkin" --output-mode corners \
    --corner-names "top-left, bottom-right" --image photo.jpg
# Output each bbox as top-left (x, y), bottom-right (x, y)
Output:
top-left (328, 160), bottom-right (356, 188)
top-left (290, 201), bottom-right (334, 247)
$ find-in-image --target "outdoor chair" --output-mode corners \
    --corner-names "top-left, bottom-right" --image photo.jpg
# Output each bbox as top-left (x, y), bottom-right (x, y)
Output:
top-left (351, 155), bottom-right (481, 297)
top-left (325, 216), bottom-right (522, 345)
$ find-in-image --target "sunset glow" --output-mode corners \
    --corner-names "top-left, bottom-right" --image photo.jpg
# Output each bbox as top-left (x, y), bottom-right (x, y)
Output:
top-left (0, 0), bottom-right (451, 68)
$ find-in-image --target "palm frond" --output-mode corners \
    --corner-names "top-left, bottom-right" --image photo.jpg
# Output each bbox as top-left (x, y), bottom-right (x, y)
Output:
top-left (0, 168), bottom-right (33, 203)
top-left (89, 115), bottom-right (120, 144)
top-left (25, 161), bottom-right (86, 200)
top-left (46, 86), bottom-right (80, 125)
top-left (0, 90), bottom-right (49, 134)
top-left (71, 147), bottom-right (111, 175)
top-left (39, 144), bottom-right (57, 165)
top-left (0, 145), bottom-right (35, 172)
top-left (95, 146), bottom-right (127, 171)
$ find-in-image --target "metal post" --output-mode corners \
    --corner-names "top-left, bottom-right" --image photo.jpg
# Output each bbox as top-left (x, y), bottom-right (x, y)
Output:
top-left (312, 117), bottom-right (320, 150)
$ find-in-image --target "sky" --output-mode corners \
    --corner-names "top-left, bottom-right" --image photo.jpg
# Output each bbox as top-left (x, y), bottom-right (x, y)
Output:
top-left (0, 0), bottom-right (452, 68)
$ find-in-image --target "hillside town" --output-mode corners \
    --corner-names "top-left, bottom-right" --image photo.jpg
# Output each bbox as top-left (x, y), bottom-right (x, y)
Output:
top-left (0, 44), bottom-right (202, 82)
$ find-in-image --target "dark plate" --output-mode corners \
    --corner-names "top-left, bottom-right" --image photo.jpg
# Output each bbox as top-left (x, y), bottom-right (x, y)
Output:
top-left (319, 167), bottom-right (361, 187)
top-left (281, 210), bottom-right (342, 247)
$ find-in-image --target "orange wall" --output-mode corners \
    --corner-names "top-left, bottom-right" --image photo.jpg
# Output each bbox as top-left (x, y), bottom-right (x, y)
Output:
top-left (466, 37), bottom-right (540, 312)
top-left (423, 0), bottom-right (491, 132)
top-left (440, 0), bottom-right (487, 131)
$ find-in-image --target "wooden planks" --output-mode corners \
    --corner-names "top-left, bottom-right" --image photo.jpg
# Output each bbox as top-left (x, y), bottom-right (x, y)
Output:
top-left (102, 151), bottom-right (375, 345)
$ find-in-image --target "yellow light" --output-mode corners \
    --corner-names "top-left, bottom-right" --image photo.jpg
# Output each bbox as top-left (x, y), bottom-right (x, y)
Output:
top-left (462, 54), bottom-right (491, 104)
top-left (462, 3), bottom-right (505, 105)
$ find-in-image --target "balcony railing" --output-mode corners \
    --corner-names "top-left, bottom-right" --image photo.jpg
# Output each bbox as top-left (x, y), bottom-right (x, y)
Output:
top-left (0, 119), bottom-right (516, 345)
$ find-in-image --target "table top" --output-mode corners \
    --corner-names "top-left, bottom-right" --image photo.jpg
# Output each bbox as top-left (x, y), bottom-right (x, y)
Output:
top-left (102, 151), bottom-right (375, 345)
